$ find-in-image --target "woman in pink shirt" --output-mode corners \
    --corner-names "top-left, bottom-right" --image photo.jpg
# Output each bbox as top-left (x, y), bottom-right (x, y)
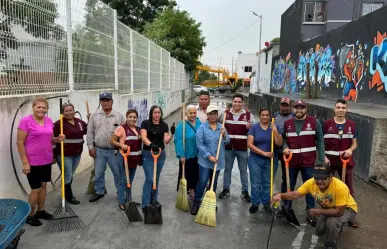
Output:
top-left (17, 97), bottom-right (65, 227)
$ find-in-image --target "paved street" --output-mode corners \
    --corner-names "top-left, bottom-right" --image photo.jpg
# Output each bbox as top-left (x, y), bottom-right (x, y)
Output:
top-left (19, 96), bottom-right (387, 249)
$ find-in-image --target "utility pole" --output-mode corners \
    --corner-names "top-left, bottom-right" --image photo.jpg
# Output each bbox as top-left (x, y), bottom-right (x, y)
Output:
top-left (232, 57), bottom-right (234, 74)
top-left (250, 11), bottom-right (263, 93)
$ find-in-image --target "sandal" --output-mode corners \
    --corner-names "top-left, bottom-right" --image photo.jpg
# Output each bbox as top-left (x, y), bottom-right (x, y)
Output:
top-left (348, 221), bottom-right (359, 228)
top-left (118, 204), bottom-right (125, 211)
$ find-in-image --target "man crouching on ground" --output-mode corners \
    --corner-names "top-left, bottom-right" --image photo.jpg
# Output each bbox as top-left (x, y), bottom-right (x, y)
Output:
top-left (271, 164), bottom-right (358, 249)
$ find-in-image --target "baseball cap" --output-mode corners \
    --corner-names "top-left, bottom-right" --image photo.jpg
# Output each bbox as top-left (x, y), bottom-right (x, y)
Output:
top-left (99, 92), bottom-right (112, 100)
top-left (293, 99), bottom-right (307, 108)
top-left (206, 105), bottom-right (219, 114)
top-left (312, 164), bottom-right (332, 179)
top-left (280, 97), bottom-right (291, 105)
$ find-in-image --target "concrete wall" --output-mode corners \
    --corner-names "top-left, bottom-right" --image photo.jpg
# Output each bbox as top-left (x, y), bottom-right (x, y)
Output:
top-left (235, 53), bottom-right (257, 79)
top-left (248, 93), bottom-right (387, 190)
top-left (0, 88), bottom-right (191, 199)
top-left (258, 48), bottom-right (275, 94)
top-left (273, 5), bottom-right (387, 105)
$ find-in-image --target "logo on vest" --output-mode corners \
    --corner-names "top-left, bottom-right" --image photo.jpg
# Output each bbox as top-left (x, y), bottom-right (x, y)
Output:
top-left (305, 123), bottom-right (312, 131)
top-left (348, 127), bottom-right (352, 134)
top-left (328, 126), bottom-right (333, 131)
top-left (78, 122), bottom-right (83, 131)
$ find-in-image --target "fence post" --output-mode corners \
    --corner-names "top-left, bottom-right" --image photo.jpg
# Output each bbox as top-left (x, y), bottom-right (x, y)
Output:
top-left (160, 48), bottom-right (162, 90)
top-left (148, 41), bottom-right (151, 92)
top-left (65, 0), bottom-right (74, 92)
top-left (168, 55), bottom-right (171, 89)
top-left (113, 10), bottom-right (118, 91)
top-left (130, 29), bottom-right (134, 94)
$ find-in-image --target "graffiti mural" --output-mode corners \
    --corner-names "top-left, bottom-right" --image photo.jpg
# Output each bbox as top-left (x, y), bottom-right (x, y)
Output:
top-left (297, 44), bottom-right (336, 89)
top-left (271, 52), bottom-right (297, 93)
top-left (337, 41), bottom-right (366, 102)
top-left (154, 91), bottom-right (168, 111)
top-left (369, 31), bottom-right (387, 93)
top-left (128, 98), bottom-right (148, 126)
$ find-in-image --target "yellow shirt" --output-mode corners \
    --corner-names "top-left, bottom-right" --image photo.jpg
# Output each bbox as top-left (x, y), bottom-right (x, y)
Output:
top-left (297, 177), bottom-right (358, 213)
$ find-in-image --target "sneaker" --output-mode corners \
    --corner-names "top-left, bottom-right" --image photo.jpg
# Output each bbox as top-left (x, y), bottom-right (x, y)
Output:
top-left (34, 210), bottom-right (54, 220)
top-left (219, 189), bottom-right (230, 199)
top-left (306, 210), bottom-right (317, 227)
top-left (240, 191), bottom-right (251, 202)
top-left (263, 205), bottom-right (272, 214)
top-left (249, 205), bottom-right (259, 213)
top-left (89, 193), bottom-right (104, 202)
top-left (26, 216), bottom-right (42, 226)
top-left (191, 201), bottom-right (201, 215)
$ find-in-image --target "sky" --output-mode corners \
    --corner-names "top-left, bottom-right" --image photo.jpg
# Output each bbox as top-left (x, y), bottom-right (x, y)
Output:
top-left (175, 0), bottom-right (295, 71)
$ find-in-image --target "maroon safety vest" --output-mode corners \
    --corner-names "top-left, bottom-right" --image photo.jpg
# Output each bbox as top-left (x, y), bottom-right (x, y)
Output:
top-left (284, 116), bottom-right (317, 168)
top-left (54, 118), bottom-right (87, 157)
top-left (121, 123), bottom-right (142, 168)
top-left (225, 110), bottom-right (251, 151)
top-left (323, 118), bottom-right (356, 167)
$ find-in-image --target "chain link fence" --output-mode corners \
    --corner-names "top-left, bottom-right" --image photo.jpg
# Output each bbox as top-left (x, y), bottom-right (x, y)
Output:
top-left (0, 0), bottom-right (188, 96)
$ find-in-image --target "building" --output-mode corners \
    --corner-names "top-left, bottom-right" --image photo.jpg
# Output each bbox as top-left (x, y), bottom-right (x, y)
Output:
top-left (250, 42), bottom-right (280, 94)
top-left (234, 51), bottom-right (256, 83)
top-left (280, 0), bottom-right (386, 55)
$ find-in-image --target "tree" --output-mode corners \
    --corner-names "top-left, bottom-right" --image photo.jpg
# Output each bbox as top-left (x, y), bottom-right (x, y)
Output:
top-left (102, 0), bottom-right (176, 32)
top-left (198, 70), bottom-right (217, 82)
top-left (271, 37), bottom-right (280, 43)
top-left (144, 8), bottom-right (206, 72)
top-left (0, 0), bottom-right (64, 67)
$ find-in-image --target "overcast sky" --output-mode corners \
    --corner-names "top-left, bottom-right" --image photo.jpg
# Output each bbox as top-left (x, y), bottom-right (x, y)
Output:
top-left (175, 0), bottom-right (295, 70)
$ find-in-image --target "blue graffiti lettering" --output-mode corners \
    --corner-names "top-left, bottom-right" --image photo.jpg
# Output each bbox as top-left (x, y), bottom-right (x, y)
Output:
top-left (370, 38), bottom-right (387, 92)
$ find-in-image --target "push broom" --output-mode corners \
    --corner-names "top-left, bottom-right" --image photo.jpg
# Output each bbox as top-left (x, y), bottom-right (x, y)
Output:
top-left (41, 114), bottom-right (86, 234)
top-left (176, 104), bottom-right (189, 211)
top-left (194, 114), bottom-right (227, 227)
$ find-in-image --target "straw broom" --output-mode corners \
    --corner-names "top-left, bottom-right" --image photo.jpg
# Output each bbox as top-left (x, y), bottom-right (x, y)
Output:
top-left (194, 114), bottom-right (227, 227)
top-left (176, 103), bottom-right (189, 211)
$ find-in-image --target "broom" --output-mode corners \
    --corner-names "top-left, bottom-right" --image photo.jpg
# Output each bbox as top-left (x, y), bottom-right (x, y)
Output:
top-left (41, 114), bottom-right (86, 234)
top-left (176, 104), bottom-right (189, 211)
top-left (194, 114), bottom-right (226, 227)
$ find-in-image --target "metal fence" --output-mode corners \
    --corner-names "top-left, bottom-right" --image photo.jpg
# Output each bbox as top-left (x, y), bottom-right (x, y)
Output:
top-left (0, 0), bottom-right (189, 96)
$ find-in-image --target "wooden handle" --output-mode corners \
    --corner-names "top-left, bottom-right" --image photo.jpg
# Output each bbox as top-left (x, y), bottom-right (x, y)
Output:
top-left (86, 101), bottom-right (90, 115)
top-left (182, 103), bottom-right (186, 154)
top-left (342, 166), bottom-right (346, 183)
top-left (153, 161), bottom-right (157, 190)
top-left (210, 113), bottom-right (227, 190)
top-left (286, 165), bottom-right (290, 192)
top-left (124, 159), bottom-right (131, 188)
top-left (182, 161), bottom-right (185, 180)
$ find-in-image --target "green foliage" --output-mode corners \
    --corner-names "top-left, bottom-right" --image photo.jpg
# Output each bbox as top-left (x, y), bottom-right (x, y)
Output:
top-left (0, 0), bottom-right (64, 60)
top-left (143, 8), bottom-right (206, 72)
top-left (103, 0), bottom-right (176, 32)
top-left (198, 68), bottom-right (217, 82)
top-left (271, 37), bottom-right (280, 43)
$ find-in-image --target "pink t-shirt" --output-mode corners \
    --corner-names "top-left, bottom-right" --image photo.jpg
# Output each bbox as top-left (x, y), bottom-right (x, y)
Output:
top-left (18, 115), bottom-right (54, 166)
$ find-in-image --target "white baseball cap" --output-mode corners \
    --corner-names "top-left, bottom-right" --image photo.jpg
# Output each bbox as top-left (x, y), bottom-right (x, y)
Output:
top-left (206, 105), bottom-right (219, 114)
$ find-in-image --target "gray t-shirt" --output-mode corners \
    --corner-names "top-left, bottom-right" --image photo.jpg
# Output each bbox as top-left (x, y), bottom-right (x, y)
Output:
top-left (274, 112), bottom-right (295, 152)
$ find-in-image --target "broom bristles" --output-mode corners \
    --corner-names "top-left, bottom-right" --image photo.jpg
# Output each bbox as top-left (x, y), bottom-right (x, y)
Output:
top-left (194, 190), bottom-right (216, 227)
top-left (176, 178), bottom-right (189, 211)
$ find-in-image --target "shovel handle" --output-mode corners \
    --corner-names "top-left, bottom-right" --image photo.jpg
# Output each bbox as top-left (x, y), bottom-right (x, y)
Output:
top-left (340, 153), bottom-right (351, 183)
top-left (120, 147), bottom-right (131, 188)
top-left (283, 152), bottom-right (293, 192)
top-left (151, 148), bottom-right (161, 163)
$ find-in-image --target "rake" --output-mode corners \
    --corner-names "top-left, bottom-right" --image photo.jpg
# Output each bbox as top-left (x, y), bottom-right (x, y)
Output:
top-left (41, 114), bottom-right (86, 234)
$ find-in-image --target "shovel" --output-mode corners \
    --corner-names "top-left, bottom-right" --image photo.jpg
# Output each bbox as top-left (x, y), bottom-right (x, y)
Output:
top-left (120, 148), bottom-right (143, 222)
top-left (144, 148), bottom-right (163, 224)
top-left (281, 152), bottom-right (300, 227)
top-left (340, 153), bottom-right (351, 183)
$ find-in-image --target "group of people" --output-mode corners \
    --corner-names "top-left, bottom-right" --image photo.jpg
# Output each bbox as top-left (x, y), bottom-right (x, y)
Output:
top-left (16, 90), bottom-right (358, 249)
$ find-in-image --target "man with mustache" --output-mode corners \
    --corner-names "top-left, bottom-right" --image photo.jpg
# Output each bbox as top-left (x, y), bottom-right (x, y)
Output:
top-left (282, 99), bottom-right (325, 227)
top-left (323, 99), bottom-right (358, 228)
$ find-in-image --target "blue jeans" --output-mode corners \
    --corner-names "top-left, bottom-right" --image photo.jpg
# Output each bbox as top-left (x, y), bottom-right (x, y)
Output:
top-left (56, 155), bottom-right (81, 184)
top-left (223, 149), bottom-right (249, 192)
top-left (141, 150), bottom-right (166, 208)
top-left (116, 153), bottom-right (137, 205)
top-left (248, 155), bottom-right (278, 206)
top-left (94, 148), bottom-right (120, 195)
top-left (283, 166), bottom-right (315, 209)
top-left (194, 165), bottom-right (220, 202)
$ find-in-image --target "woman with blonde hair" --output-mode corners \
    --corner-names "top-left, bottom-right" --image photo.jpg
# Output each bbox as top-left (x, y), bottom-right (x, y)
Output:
top-left (174, 104), bottom-right (202, 200)
top-left (17, 97), bottom-right (65, 226)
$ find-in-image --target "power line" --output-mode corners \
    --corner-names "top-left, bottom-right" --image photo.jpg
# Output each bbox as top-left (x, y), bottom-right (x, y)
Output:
top-left (204, 19), bottom-right (260, 54)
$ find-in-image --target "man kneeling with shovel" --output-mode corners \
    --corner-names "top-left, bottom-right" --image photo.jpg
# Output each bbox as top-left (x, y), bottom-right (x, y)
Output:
top-left (271, 164), bottom-right (358, 249)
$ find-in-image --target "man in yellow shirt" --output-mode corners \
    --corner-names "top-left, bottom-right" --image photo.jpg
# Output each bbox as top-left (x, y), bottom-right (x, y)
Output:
top-left (272, 164), bottom-right (357, 249)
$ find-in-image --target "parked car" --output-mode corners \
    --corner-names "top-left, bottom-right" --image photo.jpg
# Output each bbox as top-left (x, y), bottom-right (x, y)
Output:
top-left (218, 85), bottom-right (234, 94)
top-left (193, 85), bottom-right (208, 94)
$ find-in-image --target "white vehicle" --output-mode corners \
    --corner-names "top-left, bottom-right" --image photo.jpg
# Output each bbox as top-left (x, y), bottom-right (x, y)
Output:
top-left (193, 85), bottom-right (208, 94)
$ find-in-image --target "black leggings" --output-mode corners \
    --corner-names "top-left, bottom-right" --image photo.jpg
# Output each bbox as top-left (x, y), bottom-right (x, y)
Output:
top-left (176, 157), bottom-right (199, 191)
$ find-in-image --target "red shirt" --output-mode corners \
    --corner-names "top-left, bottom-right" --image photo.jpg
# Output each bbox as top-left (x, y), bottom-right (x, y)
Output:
top-left (53, 118), bottom-right (87, 156)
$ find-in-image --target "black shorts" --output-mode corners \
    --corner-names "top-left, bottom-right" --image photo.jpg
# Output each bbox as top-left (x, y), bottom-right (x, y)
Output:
top-left (26, 164), bottom-right (52, 189)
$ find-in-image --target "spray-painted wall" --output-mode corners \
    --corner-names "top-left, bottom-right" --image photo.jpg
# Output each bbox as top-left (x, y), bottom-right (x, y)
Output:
top-left (272, 6), bottom-right (387, 105)
top-left (0, 89), bottom-right (191, 199)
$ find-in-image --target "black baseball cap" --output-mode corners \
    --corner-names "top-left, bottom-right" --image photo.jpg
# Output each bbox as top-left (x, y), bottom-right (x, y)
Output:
top-left (312, 164), bottom-right (332, 179)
